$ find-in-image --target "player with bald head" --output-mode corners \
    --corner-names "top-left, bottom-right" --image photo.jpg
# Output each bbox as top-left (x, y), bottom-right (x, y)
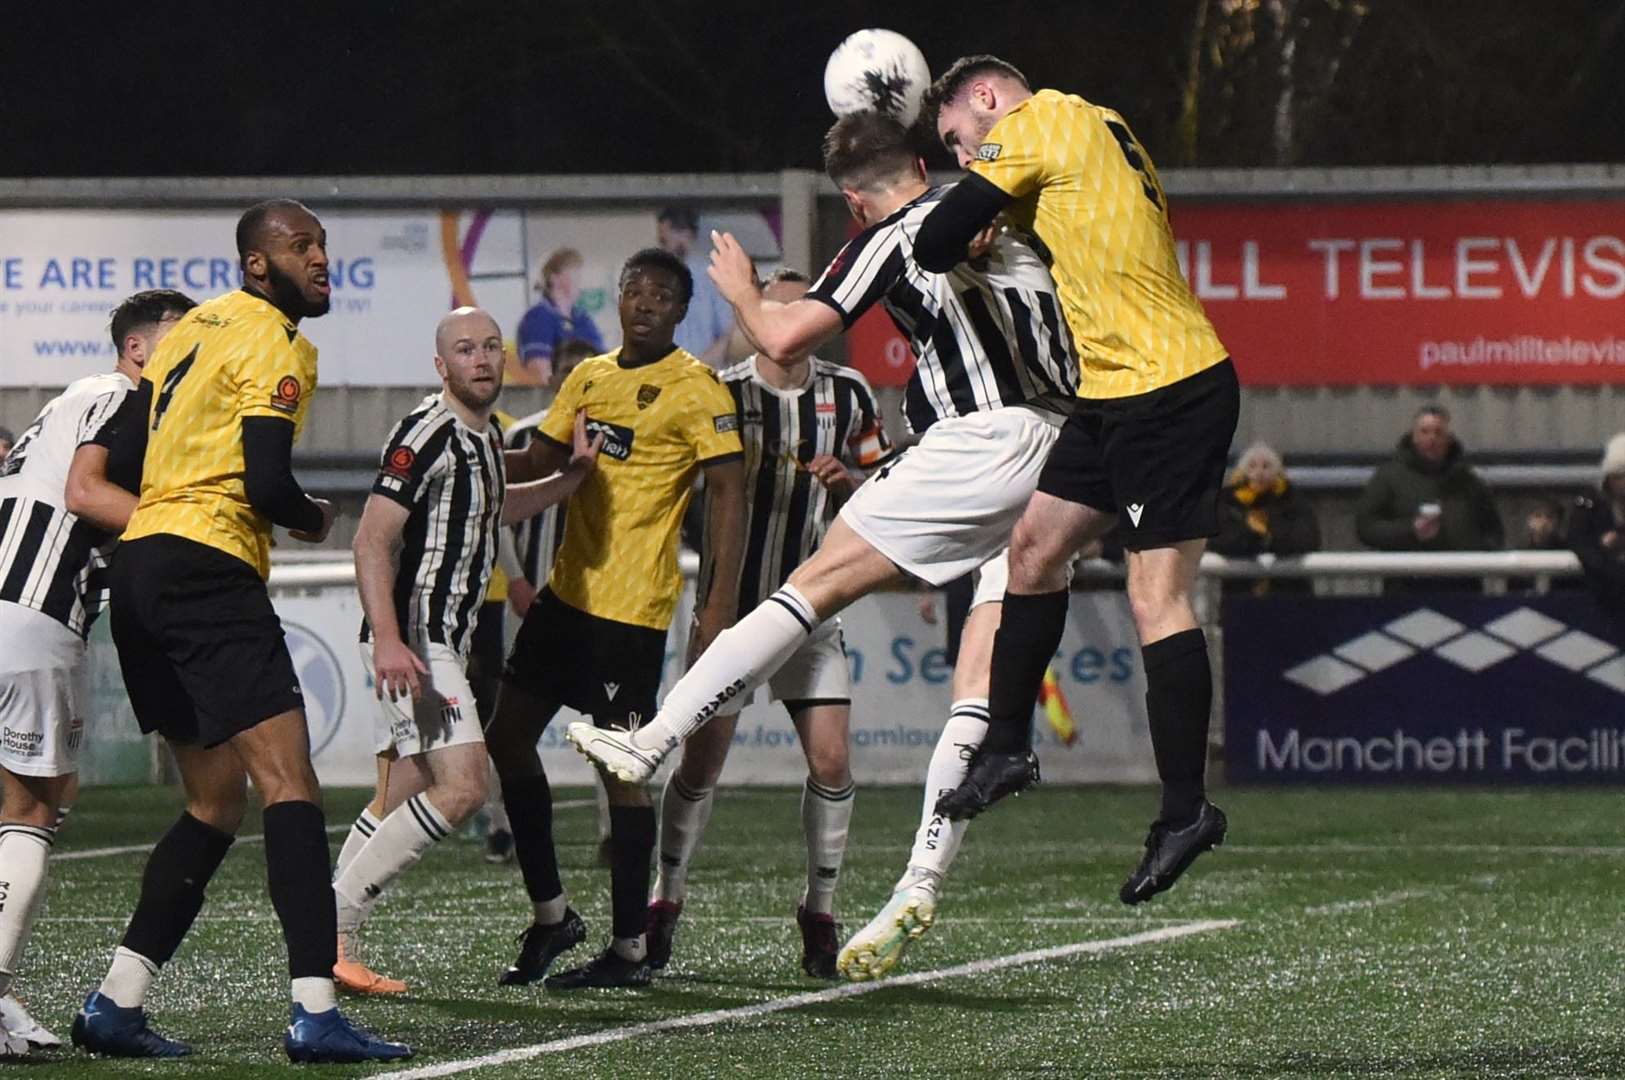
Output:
top-left (331, 306), bottom-right (603, 995)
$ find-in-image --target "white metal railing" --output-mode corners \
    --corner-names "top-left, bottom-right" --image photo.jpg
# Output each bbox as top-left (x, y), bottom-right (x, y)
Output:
top-left (267, 550), bottom-right (1582, 592)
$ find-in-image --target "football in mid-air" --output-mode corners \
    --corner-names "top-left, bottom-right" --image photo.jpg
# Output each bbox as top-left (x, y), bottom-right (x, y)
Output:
top-left (823, 29), bottom-right (931, 128)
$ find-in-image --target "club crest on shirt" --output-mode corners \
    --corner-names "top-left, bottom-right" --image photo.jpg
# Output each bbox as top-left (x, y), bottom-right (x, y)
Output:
top-left (976, 142), bottom-right (1002, 162)
top-left (271, 375), bottom-right (301, 414)
top-left (637, 384), bottom-right (662, 410)
top-left (384, 446), bottom-right (415, 479)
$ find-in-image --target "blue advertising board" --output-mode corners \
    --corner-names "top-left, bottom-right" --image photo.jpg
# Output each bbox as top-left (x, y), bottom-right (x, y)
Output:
top-left (1225, 594), bottom-right (1625, 784)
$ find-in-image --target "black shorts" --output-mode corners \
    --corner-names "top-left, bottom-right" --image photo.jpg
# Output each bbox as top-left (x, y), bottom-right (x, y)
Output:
top-left (1038, 358), bottom-right (1240, 548)
top-left (502, 587), bottom-right (667, 728)
top-left (110, 534), bottom-right (303, 748)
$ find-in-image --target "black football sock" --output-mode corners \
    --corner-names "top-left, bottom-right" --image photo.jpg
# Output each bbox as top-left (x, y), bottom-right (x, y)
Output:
top-left (120, 812), bottom-right (235, 965)
top-left (262, 800), bottom-right (337, 979)
top-left (608, 805), bottom-right (656, 941)
top-left (1142, 628), bottom-right (1213, 824)
top-left (982, 590), bottom-right (1071, 754)
top-left (502, 773), bottom-right (563, 904)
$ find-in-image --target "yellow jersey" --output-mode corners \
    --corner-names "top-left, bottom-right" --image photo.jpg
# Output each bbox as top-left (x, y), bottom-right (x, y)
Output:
top-left (539, 347), bottom-right (742, 630)
top-left (969, 89), bottom-right (1228, 399)
top-left (122, 290), bottom-right (318, 577)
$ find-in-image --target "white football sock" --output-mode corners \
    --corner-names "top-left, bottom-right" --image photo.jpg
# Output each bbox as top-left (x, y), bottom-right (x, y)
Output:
top-left (635, 585), bottom-right (816, 753)
top-left (653, 771), bottom-right (716, 904)
top-left (98, 946), bottom-right (158, 1009)
top-left (800, 778), bottom-right (855, 916)
top-left (897, 699), bottom-right (990, 893)
top-left (290, 976), bottom-right (337, 1013)
top-left (0, 824), bottom-right (54, 996)
top-left (334, 806), bottom-right (380, 881)
top-left (333, 794), bottom-right (451, 935)
top-left (612, 934), bottom-right (646, 962)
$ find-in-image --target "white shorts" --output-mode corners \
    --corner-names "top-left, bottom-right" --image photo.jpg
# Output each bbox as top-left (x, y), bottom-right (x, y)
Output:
top-left (0, 604), bottom-right (87, 778)
top-left (839, 405), bottom-right (1062, 587)
top-left (762, 618), bottom-right (850, 707)
top-left (361, 640), bottom-right (485, 757)
top-left (970, 549), bottom-right (1010, 610)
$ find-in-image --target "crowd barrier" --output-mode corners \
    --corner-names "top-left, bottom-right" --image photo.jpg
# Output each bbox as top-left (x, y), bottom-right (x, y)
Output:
top-left (79, 550), bottom-right (1602, 788)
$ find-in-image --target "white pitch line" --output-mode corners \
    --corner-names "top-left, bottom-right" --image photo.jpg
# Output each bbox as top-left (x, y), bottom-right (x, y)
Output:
top-left (51, 799), bottom-right (596, 862)
top-left (1303, 888), bottom-right (1436, 916)
top-left (376, 918), bottom-right (1240, 1080)
top-left (38, 912), bottom-right (1196, 926)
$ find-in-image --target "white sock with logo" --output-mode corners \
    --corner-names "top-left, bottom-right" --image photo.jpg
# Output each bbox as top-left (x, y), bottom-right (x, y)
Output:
top-left (897, 700), bottom-right (990, 894)
top-left (0, 824), bottom-right (54, 997)
top-left (635, 585), bottom-right (817, 752)
top-left (801, 778), bottom-right (855, 916)
top-left (654, 771), bottom-right (716, 904)
top-left (99, 947), bottom-right (159, 1009)
top-left (333, 794), bottom-right (452, 941)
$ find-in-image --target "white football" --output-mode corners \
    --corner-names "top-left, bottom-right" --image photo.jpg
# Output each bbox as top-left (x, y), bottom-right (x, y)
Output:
top-left (823, 29), bottom-right (931, 128)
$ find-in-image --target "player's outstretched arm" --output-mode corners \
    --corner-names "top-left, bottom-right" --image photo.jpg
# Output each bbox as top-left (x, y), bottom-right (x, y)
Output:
top-left (504, 434), bottom-right (570, 484)
top-left (692, 457), bottom-right (748, 655)
top-left (353, 493), bottom-right (427, 701)
top-left (500, 410), bottom-right (604, 525)
top-left (241, 416), bottom-right (334, 541)
top-left (914, 174), bottom-right (1015, 273)
top-left (64, 443), bottom-right (138, 534)
top-left (709, 231), bottom-right (841, 363)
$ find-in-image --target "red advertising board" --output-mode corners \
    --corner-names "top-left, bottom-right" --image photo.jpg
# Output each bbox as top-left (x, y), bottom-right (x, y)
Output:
top-left (844, 198), bottom-right (1625, 388)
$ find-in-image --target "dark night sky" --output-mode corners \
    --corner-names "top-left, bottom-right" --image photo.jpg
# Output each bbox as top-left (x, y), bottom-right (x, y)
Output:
top-left (4, 1), bottom-right (1622, 177)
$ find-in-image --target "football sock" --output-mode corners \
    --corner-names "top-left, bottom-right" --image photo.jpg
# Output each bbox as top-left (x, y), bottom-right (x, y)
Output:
top-left (982, 590), bottom-right (1070, 754)
top-left (334, 806), bottom-right (380, 880)
top-left (608, 805), bottom-right (656, 943)
top-left (635, 585), bottom-right (816, 752)
top-left (0, 824), bottom-right (54, 996)
top-left (53, 804), bottom-right (73, 830)
top-left (106, 812), bottom-right (234, 1007)
top-left (800, 777), bottom-right (854, 916)
top-left (502, 773), bottom-right (564, 909)
top-left (654, 772), bottom-right (715, 905)
top-left (333, 794), bottom-right (452, 937)
top-left (262, 801), bottom-right (339, 1004)
top-left (291, 977), bottom-right (337, 1014)
top-left (1143, 628), bottom-right (1213, 824)
top-left (900, 700), bottom-right (989, 891)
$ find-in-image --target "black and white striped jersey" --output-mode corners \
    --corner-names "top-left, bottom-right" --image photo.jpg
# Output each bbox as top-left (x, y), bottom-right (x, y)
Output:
top-left (0, 373), bottom-right (132, 639)
top-left (710, 355), bottom-right (892, 616)
top-left (807, 184), bottom-right (1079, 433)
top-left (504, 411), bottom-right (567, 586)
top-left (360, 394), bottom-right (506, 657)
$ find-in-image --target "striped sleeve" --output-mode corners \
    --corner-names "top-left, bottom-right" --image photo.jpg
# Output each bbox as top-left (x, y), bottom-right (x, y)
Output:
top-left (836, 370), bottom-right (895, 469)
top-left (807, 222), bottom-right (908, 329)
top-left (372, 411), bottom-right (453, 508)
top-left (75, 385), bottom-right (129, 447)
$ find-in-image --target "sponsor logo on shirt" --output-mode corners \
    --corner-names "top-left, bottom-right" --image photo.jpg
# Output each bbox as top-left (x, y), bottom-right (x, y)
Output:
top-left (586, 418), bottom-right (636, 461)
top-left (271, 375), bottom-right (302, 414)
top-left (384, 446), bottom-right (416, 479)
top-left (714, 414), bottom-right (739, 434)
top-left (976, 142), bottom-right (1003, 162)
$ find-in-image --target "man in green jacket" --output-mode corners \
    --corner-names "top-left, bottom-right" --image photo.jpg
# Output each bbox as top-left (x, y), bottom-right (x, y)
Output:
top-left (1356, 405), bottom-right (1504, 558)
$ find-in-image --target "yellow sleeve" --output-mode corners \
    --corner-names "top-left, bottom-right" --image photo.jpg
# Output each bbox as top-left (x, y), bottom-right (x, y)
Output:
top-left (683, 368), bottom-right (743, 464)
top-left (233, 320), bottom-right (310, 422)
top-left (967, 102), bottom-right (1049, 199)
top-left (537, 363), bottom-right (586, 446)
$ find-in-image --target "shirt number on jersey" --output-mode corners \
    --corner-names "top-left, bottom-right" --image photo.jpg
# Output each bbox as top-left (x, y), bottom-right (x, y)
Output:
top-left (1103, 119), bottom-right (1164, 214)
top-left (151, 345), bottom-right (199, 432)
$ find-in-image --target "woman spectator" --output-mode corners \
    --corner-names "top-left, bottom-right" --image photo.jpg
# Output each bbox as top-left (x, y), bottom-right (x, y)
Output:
top-left (1570, 433), bottom-right (1625, 633)
top-left (1211, 443), bottom-right (1320, 594)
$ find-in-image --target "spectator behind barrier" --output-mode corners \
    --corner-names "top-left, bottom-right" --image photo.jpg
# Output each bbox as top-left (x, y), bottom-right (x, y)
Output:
top-left (1211, 442), bottom-right (1320, 595)
top-left (0, 426), bottom-right (14, 466)
top-left (1355, 405), bottom-right (1504, 553)
top-left (1569, 433), bottom-right (1625, 632)
top-left (657, 206), bottom-right (734, 366)
top-left (516, 247), bottom-right (604, 385)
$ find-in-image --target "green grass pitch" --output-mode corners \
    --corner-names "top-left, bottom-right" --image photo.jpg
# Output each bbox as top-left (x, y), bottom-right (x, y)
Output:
top-left (17, 783), bottom-right (1625, 1077)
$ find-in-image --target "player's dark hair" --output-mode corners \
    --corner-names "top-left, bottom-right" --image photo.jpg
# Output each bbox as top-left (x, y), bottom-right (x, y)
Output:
top-left (621, 247), bottom-right (693, 304)
top-left (762, 267), bottom-right (811, 289)
top-left (822, 111), bottom-right (917, 193)
top-left (109, 289), bottom-right (198, 356)
top-left (923, 55), bottom-right (1031, 122)
top-left (0, 427), bottom-right (14, 447)
top-left (1415, 403), bottom-right (1451, 424)
top-left (235, 198), bottom-right (316, 270)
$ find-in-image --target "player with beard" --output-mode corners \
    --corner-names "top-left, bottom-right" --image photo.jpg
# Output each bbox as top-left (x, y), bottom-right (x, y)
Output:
top-left (71, 200), bottom-right (410, 1063)
top-left (329, 308), bottom-right (602, 994)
